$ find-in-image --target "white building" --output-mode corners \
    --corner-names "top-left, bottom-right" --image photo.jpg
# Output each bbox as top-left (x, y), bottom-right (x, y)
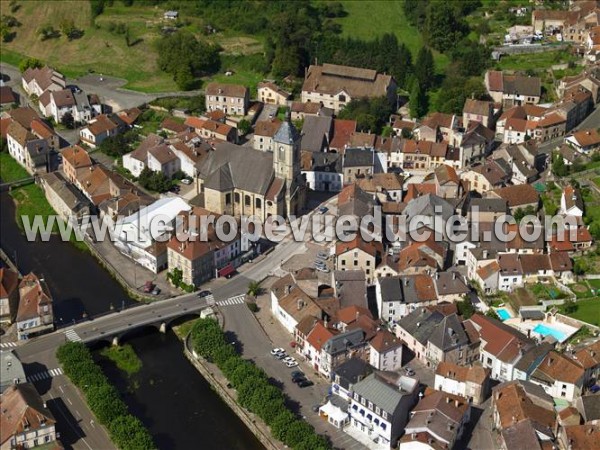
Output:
top-left (529, 351), bottom-right (585, 402)
top-left (369, 330), bottom-right (403, 372)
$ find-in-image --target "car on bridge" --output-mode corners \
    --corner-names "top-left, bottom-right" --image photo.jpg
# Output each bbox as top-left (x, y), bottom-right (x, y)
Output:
top-left (198, 290), bottom-right (212, 298)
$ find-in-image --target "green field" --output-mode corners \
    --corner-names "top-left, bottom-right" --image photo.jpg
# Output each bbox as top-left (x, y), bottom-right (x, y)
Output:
top-left (559, 298), bottom-right (600, 326)
top-left (496, 49), bottom-right (577, 71)
top-left (0, 152), bottom-right (29, 182)
top-left (333, 1), bottom-right (449, 72)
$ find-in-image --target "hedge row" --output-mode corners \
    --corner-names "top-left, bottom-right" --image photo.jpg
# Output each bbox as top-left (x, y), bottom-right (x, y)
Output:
top-left (56, 342), bottom-right (156, 450)
top-left (190, 318), bottom-right (331, 450)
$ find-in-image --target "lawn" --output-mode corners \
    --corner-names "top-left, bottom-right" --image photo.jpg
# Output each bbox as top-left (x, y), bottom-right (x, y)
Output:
top-left (559, 298), bottom-right (600, 326)
top-left (496, 49), bottom-right (577, 72)
top-left (100, 344), bottom-right (142, 376)
top-left (173, 318), bottom-right (200, 339)
top-left (570, 282), bottom-right (594, 299)
top-left (0, 152), bottom-right (29, 182)
top-left (332, 1), bottom-right (449, 72)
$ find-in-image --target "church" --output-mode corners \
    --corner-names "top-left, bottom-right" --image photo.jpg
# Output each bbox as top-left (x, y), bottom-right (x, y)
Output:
top-left (196, 113), bottom-right (306, 221)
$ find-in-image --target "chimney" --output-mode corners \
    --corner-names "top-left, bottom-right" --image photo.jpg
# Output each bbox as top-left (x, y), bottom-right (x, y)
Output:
top-left (297, 298), bottom-right (304, 310)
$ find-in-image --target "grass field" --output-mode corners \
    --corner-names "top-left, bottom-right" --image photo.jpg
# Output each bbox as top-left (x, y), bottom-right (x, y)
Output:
top-left (496, 49), bottom-right (577, 71)
top-left (559, 298), bottom-right (600, 326)
top-left (332, 1), bottom-right (449, 72)
top-left (0, 152), bottom-right (29, 182)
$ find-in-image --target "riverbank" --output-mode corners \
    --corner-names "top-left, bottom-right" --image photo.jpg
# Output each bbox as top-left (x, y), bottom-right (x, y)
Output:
top-left (173, 317), bottom-right (280, 450)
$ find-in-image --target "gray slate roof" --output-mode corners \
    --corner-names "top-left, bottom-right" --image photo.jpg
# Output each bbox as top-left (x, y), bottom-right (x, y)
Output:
top-left (301, 116), bottom-right (332, 152)
top-left (343, 148), bottom-right (374, 168)
top-left (198, 142), bottom-right (274, 195)
top-left (397, 308), bottom-right (445, 345)
top-left (379, 277), bottom-right (403, 303)
top-left (352, 373), bottom-right (408, 415)
top-left (274, 117), bottom-right (300, 145)
top-left (579, 395), bottom-right (600, 422)
top-left (403, 194), bottom-right (455, 223)
top-left (322, 328), bottom-right (365, 355)
top-left (428, 314), bottom-right (470, 352)
top-left (333, 357), bottom-right (374, 390)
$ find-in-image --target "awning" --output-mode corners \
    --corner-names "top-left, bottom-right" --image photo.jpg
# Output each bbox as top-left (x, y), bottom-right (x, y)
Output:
top-left (218, 263), bottom-right (235, 277)
top-left (319, 401), bottom-right (348, 423)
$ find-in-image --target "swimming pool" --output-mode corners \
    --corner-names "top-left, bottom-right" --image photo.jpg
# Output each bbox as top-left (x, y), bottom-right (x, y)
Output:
top-left (533, 324), bottom-right (567, 342)
top-left (496, 308), bottom-right (512, 321)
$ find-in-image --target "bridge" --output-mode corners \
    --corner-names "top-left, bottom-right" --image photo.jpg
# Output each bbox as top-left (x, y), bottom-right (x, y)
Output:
top-left (57, 293), bottom-right (214, 346)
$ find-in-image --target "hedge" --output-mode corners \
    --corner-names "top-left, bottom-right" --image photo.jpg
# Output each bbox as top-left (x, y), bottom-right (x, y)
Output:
top-left (56, 342), bottom-right (156, 450)
top-left (189, 318), bottom-right (331, 450)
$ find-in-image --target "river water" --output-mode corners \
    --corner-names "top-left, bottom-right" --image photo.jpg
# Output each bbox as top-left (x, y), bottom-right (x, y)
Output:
top-left (0, 191), bottom-right (263, 450)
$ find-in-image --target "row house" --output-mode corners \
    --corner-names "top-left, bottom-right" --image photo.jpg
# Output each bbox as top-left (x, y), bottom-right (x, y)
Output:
top-left (375, 274), bottom-right (439, 325)
top-left (16, 273), bottom-right (54, 340)
top-left (257, 81), bottom-right (291, 106)
top-left (21, 65), bottom-right (65, 97)
top-left (253, 118), bottom-right (282, 152)
top-left (79, 114), bottom-right (121, 148)
top-left (335, 236), bottom-right (382, 285)
top-left (0, 267), bottom-right (19, 323)
top-left (529, 351), bottom-right (585, 402)
top-left (484, 70), bottom-right (542, 108)
top-left (556, 65), bottom-right (600, 103)
top-left (434, 361), bottom-right (491, 405)
top-left (415, 112), bottom-right (457, 143)
top-left (290, 101), bottom-right (334, 121)
top-left (169, 132), bottom-right (213, 179)
top-left (462, 98), bottom-right (497, 129)
top-left (38, 88), bottom-right (101, 124)
top-left (185, 116), bottom-right (238, 144)
top-left (39, 171), bottom-right (91, 225)
top-left (301, 151), bottom-right (343, 192)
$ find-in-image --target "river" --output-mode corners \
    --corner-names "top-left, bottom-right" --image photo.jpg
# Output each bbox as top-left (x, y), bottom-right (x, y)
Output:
top-left (0, 191), bottom-right (263, 450)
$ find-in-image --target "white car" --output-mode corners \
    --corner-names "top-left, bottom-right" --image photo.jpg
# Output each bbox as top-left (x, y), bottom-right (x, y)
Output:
top-left (282, 356), bottom-right (295, 364)
top-left (286, 360), bottom-right (299, 368)
top-left (270, 348), bottom-right (285, 356)
top-left (181, 178), bottom-right (192, 185)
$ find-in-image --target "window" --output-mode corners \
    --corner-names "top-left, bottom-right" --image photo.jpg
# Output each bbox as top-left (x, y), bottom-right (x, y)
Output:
top-left (375, 407), bottom-right (380, 415)
top-left (382, 411), bottom-right (387, 420)
top-left (225, 193), bottom-right (231, 205)
top-left (361, 398), bottom-right (366, 406)
top-left (245, 195), bottom-right (251, 206)
top-left (368, 402), bottom-right (373, 410)
top-left (256, 198), bottom-right (262, 209)
top-left (234, 192), bottom-right (240, 203)
top-left (341, 260), bottom-right (346, 266)
top-left (354, 260), bottom-right (358, 266)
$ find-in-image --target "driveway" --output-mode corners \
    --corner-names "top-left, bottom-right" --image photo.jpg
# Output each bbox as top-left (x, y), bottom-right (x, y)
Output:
top-left (256, 104), bottom-right (278, 123)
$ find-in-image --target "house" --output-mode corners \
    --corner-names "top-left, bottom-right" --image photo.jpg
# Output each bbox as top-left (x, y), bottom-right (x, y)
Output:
top-left (331, 357), bottom-right (373, 402)
top-left (434, 361), bottom-right (491, 405)
top-left (79, 114), bottom-right (120, 148)
top-left (416, 112), bottom-right (457, 142)
top-left (320, 328), bottom-right (369, 378)
top-left (61, 144), bottom-right (92, 183)
top-left (560, 185), bottom-right (584, 217)
top-left (433, 271), bottom-right (470, 303)
top-left (377, 240), bottom-right (447, 278)
top-left (329, 119), bottom-right (358, 153)
top-left (558, 424), bottom-right (600, 450)
top-left (475, 261), bottom-right (501, 295)
top-left (369, 329), bottom-right (403, 371)
top-left (491, 380), bottom-right (556, 449)
top-left (0, 86), bottom-right (17, 109)
top-left (576, 394), bottom-right (600, 424)
top-left (38, 88), bottom-right (78, 124)
top-left (301, 151), bottom-right (343, 192)
top-left (355, 172), bottom-right (403, 202)
top-left (463, 159), bottom-right (511, 193)
top-left (574, 340), bottom-right (600, 387)
top-left (122, 134), bottom-right (180, 178)
top-left (335, 236), bottom-right (382, 285)
top-left (257, 81), bottom-right (290, 106)
top-left (452, 121), bottom-right (496, 167)
top-left (463, 98), bottom-right (495, 128)
top-left (290, 101), bottom-right (334, 121)
top-left (116, 197), bottom-right (191, 273)
top-left (0, 267), bottom-right (19, 323)
top-left (301, 63), bottom-right (397, 114)
top-left (169, 131), bottom-right (213, 178)
top-left (300, 115), bottom-right (333, 153)
top-left (468, 314), bottom-right (534, 382)
top-left (565, 128), bottom-right (600, 153)
top-left (205, 82), bottom-right (249, 116)
top-left (342, 147), bottom-right (377, 183)
top-left (253, 118), bottom-right (282, 152)
top-left (395, 308), bottom-right (450, 367)
top-left (332, 270), bottom-right (368, 309)
top-left (401, 389), bottom-right (471, 450)
top-left (375, 274), bottom-right (439, 324)
top-left (160, 117), bottom-right (189, 135)
top-left (0, 383), bottom-right (59, 449)
top-left (430, 164), bottom-right (460, 199)
top-left (529, 351), bottom-right (585, 402)
top-left (16, 273), bottom-right (54, 340)
top-left (21, 66), bottom-right (65, 97)
top-left (185, 117), bottom-right (238, 144)
top-left (196, 116), bottom-right (305, 220)
top-left (484, 70), bottom-right (542, 107)
top-left (39, 171), bottom-right (91, 224)
top-left (346, 372), bottom-right (419, 449)
top-left (488, 184), bottom-right (539, 213)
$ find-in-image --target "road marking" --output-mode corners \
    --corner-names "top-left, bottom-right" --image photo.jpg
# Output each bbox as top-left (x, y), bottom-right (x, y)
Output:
top-left (0, 342), bottom-right (17, 348)
top-left (59, 385), bottom-right (64, 393)
top-left (64, 329), bottom-right (82, 342)
top-left (46, 393), bottom-right (94, 450)
top-left (216, 294), bottom-right (245, 307)
top-left (26, 367), bottom-right (63, 383)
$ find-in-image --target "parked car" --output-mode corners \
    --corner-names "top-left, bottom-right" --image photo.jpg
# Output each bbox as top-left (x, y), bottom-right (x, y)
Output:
top-left (143, 281), bottom-right (155, 293)
top-left (404, 367), bottom-right (415, 376)
top-left (317, 251), bottom-right (329, 259)
top-left (286, 360), bottom-right (299, 368)
top-left (297, 379), bottom-right (313, 387)
top-left (271, 348), bottom-right (285, 356)
top-left (282, 356), bottom-right (295, 364)
top-left (275, 352), bottom-right (288, 360)
top-left (293, 375), bottom-right (307, 384)
top-left (181, 178), bottom-right (192, 185)
top-left (198, 290), bottom-right (212, 298)
top-left (170, 185), bottom-right (181, 193)
top-left (291, 370), bottom-right (304, 379)
top-left (151, 287), bottom-right (161, 295)
top-left (314, 260), bottom-right (326, 268)
top-left (316, 266), bottom-right (330, 273)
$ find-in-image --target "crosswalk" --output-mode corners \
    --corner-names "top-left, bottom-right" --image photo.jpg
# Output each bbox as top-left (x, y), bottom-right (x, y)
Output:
top-left (64, 329), bottom-right (82, 342)
top-left (0, 342), bottom-right (17, 349)
top-left (216, 294), bottom-right (246, 307)
top-left (27, 367), bottom-right (64, 383)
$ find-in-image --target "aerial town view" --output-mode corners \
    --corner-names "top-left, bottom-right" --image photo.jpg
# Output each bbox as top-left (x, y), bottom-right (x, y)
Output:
top-left (2, 1), bottom-right (600, 449)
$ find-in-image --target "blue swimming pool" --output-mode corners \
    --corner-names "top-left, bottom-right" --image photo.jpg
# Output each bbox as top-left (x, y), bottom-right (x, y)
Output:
top-left (533, 324), bottom-right (567, 342)
top-left (496, 308), bottom-right (511, 321)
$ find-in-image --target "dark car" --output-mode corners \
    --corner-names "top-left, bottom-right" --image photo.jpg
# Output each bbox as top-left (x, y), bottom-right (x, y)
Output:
top-left (198, 290), bottom-right (212, 298)
top-left (290, 370), bottom-right (304, 379)
top-left (292, 375), bottom-right (307, 384)
top-left (297, 380), bottom-right (314, 388)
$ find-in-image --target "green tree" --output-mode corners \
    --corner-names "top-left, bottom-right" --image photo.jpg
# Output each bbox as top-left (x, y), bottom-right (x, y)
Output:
top-left (552, 152), bottom-right (569, 177)
top-left (338, 96), bottom-right (394, 134)
top-left (60, 19), bottom-right (83, 40)
top-left (409, 82), bottom-right (427, 118)
top-left (60, 112), bottom-right (75, 129)
top-left (109, 415), bottom-right (156, 450)
top-left (485, 309), bottom-right (500, 321)
top-left (37, 24), bottom-right (60, 41)
top-left (237, 119), bottom-right (251, 136)
top-left (247, 281), bottom-right (261, 297)
top-left (19, 57), bottom-right (43, 73)
top-left (457, 297), bottom-right (475, 319)
top-left (414, 46), bottom-right (435, 91)
top-left (86, 384), bottom-right (127, 425)
top-left (423, 2), bottom-right (465, 52)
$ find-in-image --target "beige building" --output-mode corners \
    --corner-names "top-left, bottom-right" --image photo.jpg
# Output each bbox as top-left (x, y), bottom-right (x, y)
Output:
top-left (257, 81), bottom-right (290, 106)
top-left (301, 63), bottom-right (397, 113)
top-left (253, 118), bottom-right (282, 152)
top-left (39, 172), bottom-right (90, 223)
top-left (197, 116), bottom-right (305, 220)
top-left (205, 82), bottom-right (249, 116)
top-left (335, 236), bottom-right (382, 285)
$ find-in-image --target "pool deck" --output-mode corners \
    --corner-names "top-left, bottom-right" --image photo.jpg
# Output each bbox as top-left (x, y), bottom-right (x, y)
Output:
top-left (504, 318), bottom-right (580, 343)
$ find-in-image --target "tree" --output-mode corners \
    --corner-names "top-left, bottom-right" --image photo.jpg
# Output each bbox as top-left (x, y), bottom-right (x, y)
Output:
top-left (485, 309), bottom-right (500, 321)
top-left (237, 119), bottom-right (251, 136)
top-left (457, 297), bottom-right (475, 319)
top-left (167, 267), bottom-right (183, 287)
top-left (414, 46), bottom-right (435, 91)
top-left (156, 31), bottom-right (220, 90)
top-left (337, 96), bottom-right (394, 134)
top-left (562, 299), bottom-right (578, 314)
top-left (247, 281), bottom-right (261, 297)
top-left (86, 384), bottom-right (127, 425)
top-left (552, 152), bottom-right (569, 177)
top-left (19, 57), bottom-right (43, 73)
top-left (423, 2), bottom-right (466, 52)
top-left (60, 112), bottom-right (75, 129)
top-left (60, 19), bottom-right (83, 40)
top-left (38, 24), bottom-right (60, 41)
top-left (409, 82), bottom-right (427, 118)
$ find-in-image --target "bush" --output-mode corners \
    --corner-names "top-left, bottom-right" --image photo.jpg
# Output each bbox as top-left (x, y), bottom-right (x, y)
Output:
top-left (247, 302), bottom-right (259, 313)
top-left (56, 342), bottom-right (157, 450)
